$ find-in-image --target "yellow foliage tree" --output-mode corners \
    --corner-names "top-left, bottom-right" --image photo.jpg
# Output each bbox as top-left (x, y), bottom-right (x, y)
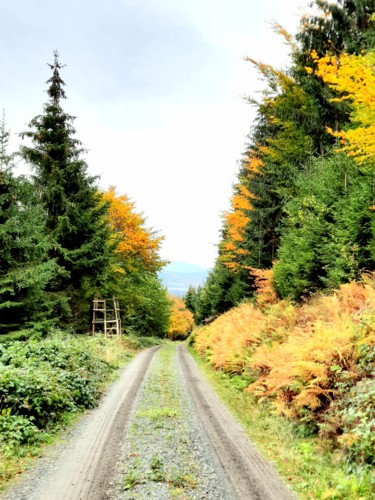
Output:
top-left (220, 183), bottom-right (253, 271)
top-left (167, 296), bottom-right (194, 340)
top-left (311, 50), bottom-right (375, 165)
top-left (103, 186), bottom-right (166, 273)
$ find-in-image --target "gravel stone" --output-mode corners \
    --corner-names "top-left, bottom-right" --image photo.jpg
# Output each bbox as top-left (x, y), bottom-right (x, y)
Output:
top-left (111, 344), bottom-right (235, 499)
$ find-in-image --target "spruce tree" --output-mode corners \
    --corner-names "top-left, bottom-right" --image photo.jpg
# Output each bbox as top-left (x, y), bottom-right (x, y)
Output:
top-left (21, 52), bottom-right (111, 329)
top-left (273, 154), bottom-right (374, 299)
top-left (0, 115), bottom-right (56, 336)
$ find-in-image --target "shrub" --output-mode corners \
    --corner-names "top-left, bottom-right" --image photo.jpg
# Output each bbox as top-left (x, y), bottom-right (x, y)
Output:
top-left (0, 331), bottom-right (124, 439)
top-left (193, 278), bottom-right (375, 470)
top-left (337, 378), bottom-right (375, 471)
top-left (0, 410), bottom-right (40, 451)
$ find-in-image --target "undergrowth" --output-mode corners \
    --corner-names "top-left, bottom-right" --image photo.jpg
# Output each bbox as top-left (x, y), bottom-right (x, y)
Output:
top-left (191, 277), bottom-right (375, 497)
top-left (189, 346), bottom-right (374, 499)
top-left (0, 330), bottom-right (152, 491)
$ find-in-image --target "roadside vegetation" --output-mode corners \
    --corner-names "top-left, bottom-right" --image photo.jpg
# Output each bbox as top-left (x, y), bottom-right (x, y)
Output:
top-left (190, 275), bottom-right (375, 498)
top-left (0, 332), bottom-right (163, 490)
top-left (185, 2), bottom-right (375, 497)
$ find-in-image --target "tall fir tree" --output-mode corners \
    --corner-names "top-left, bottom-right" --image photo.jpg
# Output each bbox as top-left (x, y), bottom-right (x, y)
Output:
top-left (0, 115), bottom-right (56, 336)
top-left (21, 52), bottom-right (112, 329)
top-left (273, 154), bottom-right (374, 300)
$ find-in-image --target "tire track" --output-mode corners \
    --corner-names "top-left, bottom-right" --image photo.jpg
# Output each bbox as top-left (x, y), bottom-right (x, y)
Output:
top-left (112, 343), bottom-right (236, 499)
top-left (4, 343), bottom-right (295, 500)
top-left (177, 344), bottom-right (295, 500)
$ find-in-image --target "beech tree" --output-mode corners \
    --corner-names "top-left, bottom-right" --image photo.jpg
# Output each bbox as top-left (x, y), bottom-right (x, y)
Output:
top-left (103, 186), bottom-right (166, 274)
top-left (101, 186), bottom-right (170, 337)
top-left (167, 296), bottom-right (194, 340)
top-left (21, 53), bottom-right (111, 328)
top-left (312, 49), bottom-right (375, 166)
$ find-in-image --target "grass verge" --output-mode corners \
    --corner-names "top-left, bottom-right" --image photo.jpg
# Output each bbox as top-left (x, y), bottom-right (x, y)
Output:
top-left (188, 344), bottom-right (373, 500)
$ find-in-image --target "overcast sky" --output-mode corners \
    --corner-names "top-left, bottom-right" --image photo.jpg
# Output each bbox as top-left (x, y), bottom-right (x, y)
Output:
top-left (1, 0), bottom-right (308, 268)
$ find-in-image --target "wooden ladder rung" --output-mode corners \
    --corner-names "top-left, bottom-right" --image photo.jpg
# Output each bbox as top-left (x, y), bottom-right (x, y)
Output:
top-left (92, 297), bottom-right (121, 337)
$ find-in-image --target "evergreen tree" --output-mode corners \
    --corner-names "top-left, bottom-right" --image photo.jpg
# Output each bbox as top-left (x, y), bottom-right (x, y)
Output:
top-left (273, 154), bottom-right (374, 299)
top-left (195, 260), bottom-right (247, 323)
top-left (184, 285), bottom-right (198, 316)
top-left (21, 52), bottom-right (111, 329)
top-left (0, 115), bottom-right (56, 336)
top-left (119, 271), bottom-right (171, 337)
top-left (197, 1), bottom-right (375, 316)
top-left (296, 0), bottom-right (375, 57)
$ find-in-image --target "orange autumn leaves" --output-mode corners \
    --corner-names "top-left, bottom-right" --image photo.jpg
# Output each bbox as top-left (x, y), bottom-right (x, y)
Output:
top-left (103, 186), bottom-right (166, 273)
top-left (167, 296), bottom-right (194, 340)
top-left (220, 154), bottom-right (263, 271)
top-left (310, 49), bottom-right (375, 165)
top-left (221, 183), bottom-right (253, 270)
top-left (194, 278), bottom-right (375, 420)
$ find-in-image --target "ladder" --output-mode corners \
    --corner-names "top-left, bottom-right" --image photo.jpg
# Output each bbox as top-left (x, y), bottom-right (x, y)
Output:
top-left (92, 297), bottom-right (121, 337)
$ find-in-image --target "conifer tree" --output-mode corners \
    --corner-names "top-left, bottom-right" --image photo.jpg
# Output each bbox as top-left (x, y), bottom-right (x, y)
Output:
top-left (0, 115), bottom-right (56, 335)
top-left (202, 0), bottom-right (375, 312)
top-left (184, 285), bottom-right (198, 316)
top-left (297, 0), bottom-right (375, 57)
top-left (273, 154), bottom-right (374, 299)
top-left (21, 53), bottom-right (111, 328)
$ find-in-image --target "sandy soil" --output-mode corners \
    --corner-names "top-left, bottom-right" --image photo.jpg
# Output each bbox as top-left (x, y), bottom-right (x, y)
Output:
top-left (2, 344), bottom-right (294, 500)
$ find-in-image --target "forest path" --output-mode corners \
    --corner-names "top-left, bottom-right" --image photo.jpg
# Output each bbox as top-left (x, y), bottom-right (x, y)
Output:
top-left (2, 343), bottom-right (294, 500)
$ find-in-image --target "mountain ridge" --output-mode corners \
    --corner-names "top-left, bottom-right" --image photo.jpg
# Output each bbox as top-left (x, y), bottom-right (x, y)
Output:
top-left (159, 261), bottom-right (210, 297)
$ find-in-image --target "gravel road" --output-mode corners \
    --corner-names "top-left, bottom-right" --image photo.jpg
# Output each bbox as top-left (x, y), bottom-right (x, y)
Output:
top-left (2, 343), bottom-right (295, 500)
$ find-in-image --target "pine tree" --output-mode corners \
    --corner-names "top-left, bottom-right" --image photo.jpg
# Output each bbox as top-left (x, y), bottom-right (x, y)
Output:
top-left (184, 285), bottom-right (198, 316)
top-left (21, 52), bottom-right (112, 329)
top-left (0, 115), bottom-right (56, 336)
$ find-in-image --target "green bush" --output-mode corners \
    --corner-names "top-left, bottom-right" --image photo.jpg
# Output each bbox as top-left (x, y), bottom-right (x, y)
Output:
top-left (338, 379), bottom-right (375, 472)
top-left (0, 410), bottom-right (40, 450)
top-left (124, 335), bottom-right (162, 350)
top-left (0, 331), bottom-right (116, 441)
top-left (0, 363), bottom-right (74, 426)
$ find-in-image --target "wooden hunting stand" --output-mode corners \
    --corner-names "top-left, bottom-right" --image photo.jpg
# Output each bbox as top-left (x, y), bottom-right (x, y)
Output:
top-left (92, 297), bottom-right (121, 337)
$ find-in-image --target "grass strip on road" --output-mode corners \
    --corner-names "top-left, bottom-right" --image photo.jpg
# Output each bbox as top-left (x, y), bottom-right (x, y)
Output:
top-left (117, 343), bottom-right (228, 499)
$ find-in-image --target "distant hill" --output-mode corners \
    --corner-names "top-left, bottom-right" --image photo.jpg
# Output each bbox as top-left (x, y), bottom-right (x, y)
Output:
top-left (159, 261), bottom-right (210, 297)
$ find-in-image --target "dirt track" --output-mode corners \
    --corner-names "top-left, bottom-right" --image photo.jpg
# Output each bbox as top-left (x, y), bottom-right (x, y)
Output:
top-left (177, 345), bottom-right (293, 499)
top-left (2, 344), bottom-right (294, 500)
